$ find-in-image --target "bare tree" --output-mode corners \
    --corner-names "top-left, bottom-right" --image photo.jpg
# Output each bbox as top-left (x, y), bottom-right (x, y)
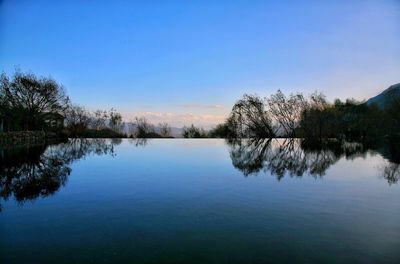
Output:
top-left (309, 92), bottom-right (328, 110)
top-left (65, 105), bottom-right (90, 136)
top-left (90, 110), bottom-right (108, 130)
top-left (0, 69), bottom-right (69, 130)
top-left (158, 122), bottom-right (171, 137)
top-left (133, 116), bottom-right (154, 138)
top-left (229, 94), bottom-right (275, 138)
top-left (266, 90), bottom-right (307, 137)
top-left (109, 108), bottom-right (123, 132)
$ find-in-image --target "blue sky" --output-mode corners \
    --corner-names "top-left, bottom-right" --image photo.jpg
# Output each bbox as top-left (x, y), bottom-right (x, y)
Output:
top-left (1, 0), bottom-right (399, 127)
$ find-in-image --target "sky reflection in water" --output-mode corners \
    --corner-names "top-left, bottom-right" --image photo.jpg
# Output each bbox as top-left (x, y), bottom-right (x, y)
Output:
top-left (1, 139), bottom-right (399, 264)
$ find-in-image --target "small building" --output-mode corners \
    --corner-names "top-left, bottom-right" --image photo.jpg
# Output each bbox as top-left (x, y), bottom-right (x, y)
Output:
top-left (42, 112), bottom-right (65, 129)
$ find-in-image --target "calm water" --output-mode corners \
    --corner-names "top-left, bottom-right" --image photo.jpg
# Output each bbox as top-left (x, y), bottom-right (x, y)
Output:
top-left (1, 138), bottom-right (400, 263)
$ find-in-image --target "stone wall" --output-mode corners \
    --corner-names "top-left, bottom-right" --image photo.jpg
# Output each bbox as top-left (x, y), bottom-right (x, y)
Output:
top-left (0, 131), bottom-right (46, 145)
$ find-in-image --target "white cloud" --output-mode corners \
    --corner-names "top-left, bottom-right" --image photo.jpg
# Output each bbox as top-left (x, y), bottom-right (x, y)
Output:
top-left (177, 103), bottom-right (227, 110)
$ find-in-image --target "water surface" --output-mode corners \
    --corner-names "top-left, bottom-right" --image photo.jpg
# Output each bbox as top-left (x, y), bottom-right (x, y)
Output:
top-left (1, 138), bottom-right (399, 263)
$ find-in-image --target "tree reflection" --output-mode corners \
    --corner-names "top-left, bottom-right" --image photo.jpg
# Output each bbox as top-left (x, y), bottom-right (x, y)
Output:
top-left (129, 138), bottom-right (149, 147)
top-left (0, 139), bottom-right (120, 210)
top-left (377, 139), bottom-right (400, 185)
top-left (228, 138), bottom-right (399, 184)
top-left (229, 138), bottom-right (273, 176)
top-left (380, 162), bottom-right (400, 185)
top-left (229, 139), bottom-right (342, 179)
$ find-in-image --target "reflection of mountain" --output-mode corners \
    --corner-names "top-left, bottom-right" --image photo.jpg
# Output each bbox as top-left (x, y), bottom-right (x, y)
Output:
top-left (228, 138), bottom-right (400, 184)
top-left (0, 139), bottom-right (120, 211)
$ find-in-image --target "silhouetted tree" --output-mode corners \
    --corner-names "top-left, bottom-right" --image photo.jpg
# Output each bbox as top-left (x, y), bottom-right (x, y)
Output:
top-left (267, 90), bottom-right (307, 137)
top-left (208, 121), bottom-right (235, 138)
top-left (299, 92), bottom-right (330, 139)
top-left (0, 69), bottom-right (69, 131)
top-left (109, 108), bottom-right (123, 132)
top-left (229, 94), bottom-right (276, 138)
top-left (0, 92), bottom-right (7, 132)
top-left (90, 110), bottom-right (108, 130)
top-left (158, 122), bottom-right (172, 137)
top-left (182, 124), bottom-right (206, 138)
top-left (133, 116), bottom-right (158, 138)
top-left (65, 104), bottom-right (91, 136)
top-left (385, 94), bottom-right (400, 136)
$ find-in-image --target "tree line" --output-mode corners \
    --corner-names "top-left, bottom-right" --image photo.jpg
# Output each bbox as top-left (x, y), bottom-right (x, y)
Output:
top-left (2, 69), bottom-right (398, 140)
top-left (209, 90), bottom-right (400, 142)
top-left (0, 70), bottom-right (178, 138)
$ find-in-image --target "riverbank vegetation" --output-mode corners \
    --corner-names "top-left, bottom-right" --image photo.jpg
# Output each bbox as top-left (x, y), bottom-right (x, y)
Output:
top-left (210, 90), bottom-right (400, 142)
top-left (0, 70), bottom-right (173, 139)
top-left (1, 69), bottom-right (399, 141)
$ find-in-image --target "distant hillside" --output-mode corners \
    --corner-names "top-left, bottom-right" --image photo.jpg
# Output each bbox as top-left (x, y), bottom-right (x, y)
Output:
top-left (366, 83), bottom-right (400, 109)
top-left (121, 123), bottom-right (184, 138)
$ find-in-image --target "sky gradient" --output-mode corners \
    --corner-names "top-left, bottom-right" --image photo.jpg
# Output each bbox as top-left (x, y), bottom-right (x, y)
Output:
top-left (1, 0), bottom-right (399, 127)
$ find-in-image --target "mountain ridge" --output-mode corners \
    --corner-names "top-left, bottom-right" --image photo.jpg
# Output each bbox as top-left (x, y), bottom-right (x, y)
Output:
top-left (366, 83), bottom-right (400, 108)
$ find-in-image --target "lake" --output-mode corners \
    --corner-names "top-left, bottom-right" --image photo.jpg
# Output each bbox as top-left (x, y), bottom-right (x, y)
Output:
top-left (1, 138), bottom-right (400, 263)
